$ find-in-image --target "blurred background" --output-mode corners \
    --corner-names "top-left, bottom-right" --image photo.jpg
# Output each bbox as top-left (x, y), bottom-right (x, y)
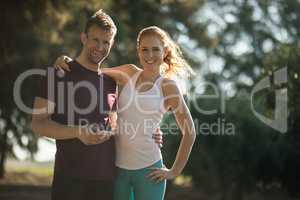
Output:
top-left (0, 0), bottom-right (299, 199)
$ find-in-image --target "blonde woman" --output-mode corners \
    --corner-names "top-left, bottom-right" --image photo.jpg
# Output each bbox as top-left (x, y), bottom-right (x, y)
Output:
top-left (55, 26), bottom-right (196, 200)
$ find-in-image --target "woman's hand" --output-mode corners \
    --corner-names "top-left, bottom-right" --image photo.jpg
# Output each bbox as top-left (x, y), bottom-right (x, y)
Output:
top-left (147, 166), bottom-right (178, 183)
top-left (54, 55), bottom-right (73, 72)
top-left (153, 128), bottom-right (163, 148)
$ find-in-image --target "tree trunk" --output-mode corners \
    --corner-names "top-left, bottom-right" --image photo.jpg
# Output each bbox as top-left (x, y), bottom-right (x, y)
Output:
top-left (0, 130), bottom-right (8, 179)
top-left (220, 171), bottom-right (229, 200)
top-left (232, 178), bottom-right (243, 200)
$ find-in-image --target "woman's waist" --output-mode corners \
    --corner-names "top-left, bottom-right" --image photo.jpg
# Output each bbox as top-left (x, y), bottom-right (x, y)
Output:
top-left (115, 135), bottom-right (160, 151)
top-left (115, 142), bottom-right (162, 165)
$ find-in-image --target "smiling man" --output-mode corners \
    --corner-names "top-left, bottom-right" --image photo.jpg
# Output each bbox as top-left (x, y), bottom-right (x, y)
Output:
top-left (31, 10), bottom-right (118, 200)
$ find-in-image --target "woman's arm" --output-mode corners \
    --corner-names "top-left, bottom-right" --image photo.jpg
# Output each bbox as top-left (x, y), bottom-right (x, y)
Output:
top-left (99, 64), bottom-right (141, 85)
top-left (53, 55), bottom-right (140, 85)
top-left (148, 79), bottom-right (196, 182)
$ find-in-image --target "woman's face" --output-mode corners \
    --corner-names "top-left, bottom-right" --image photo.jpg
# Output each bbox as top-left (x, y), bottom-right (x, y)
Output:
top-left (138, 35), bottom-right (166, 71)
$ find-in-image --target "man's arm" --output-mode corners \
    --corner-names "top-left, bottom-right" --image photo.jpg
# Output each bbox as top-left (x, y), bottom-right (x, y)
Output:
top-left (31, 97), bottom-right (111, 145)
top-left (31, 97), bottom-right (78, 139)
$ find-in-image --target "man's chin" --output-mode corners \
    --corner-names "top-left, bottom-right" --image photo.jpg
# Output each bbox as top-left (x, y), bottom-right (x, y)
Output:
top-left (91, 60), bottom-right (102, 64)
top-left (89, 57), bottom-right (104, 65)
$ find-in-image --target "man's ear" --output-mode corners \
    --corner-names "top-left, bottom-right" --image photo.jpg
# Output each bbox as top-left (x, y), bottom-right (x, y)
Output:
top-left (80, 32), bottom-right (88, 45)
top-left (110, 38), bottom-right (115, 48)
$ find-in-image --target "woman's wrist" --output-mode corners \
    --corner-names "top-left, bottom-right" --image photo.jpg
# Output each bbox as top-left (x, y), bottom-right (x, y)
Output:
top-left (170, 168), bottom-right (181, 178)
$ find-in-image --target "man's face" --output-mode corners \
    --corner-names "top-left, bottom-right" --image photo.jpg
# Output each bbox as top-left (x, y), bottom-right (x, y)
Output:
top-left (81, 25), bottom-right (115, 64)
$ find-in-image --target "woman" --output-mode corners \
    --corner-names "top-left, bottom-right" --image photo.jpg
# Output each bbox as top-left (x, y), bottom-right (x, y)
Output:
top-left (55, 26), bottom-right (196, 200)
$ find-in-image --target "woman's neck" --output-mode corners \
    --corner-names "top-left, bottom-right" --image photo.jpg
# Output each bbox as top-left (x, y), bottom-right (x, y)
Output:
top-left (141, 64), bottom-right (162, 79)
top-left (140, 69), bottom-right (161, 81)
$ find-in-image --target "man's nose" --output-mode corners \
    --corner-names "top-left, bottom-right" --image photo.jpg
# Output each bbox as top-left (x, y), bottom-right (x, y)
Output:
top-left (96, 42), bottom-right (105, 51)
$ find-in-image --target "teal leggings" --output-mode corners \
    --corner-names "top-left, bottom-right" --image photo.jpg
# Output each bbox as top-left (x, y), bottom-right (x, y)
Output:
top-left (114, 160), bottom-right (166, 200)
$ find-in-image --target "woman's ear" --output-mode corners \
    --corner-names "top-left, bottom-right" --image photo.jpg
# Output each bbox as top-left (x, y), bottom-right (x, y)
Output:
top-left (80, 32), bottom-right (88, 45)
top-left (164, 47), bottom-right (169, 59)
top-left (136, 46), bottom-right (141, 58)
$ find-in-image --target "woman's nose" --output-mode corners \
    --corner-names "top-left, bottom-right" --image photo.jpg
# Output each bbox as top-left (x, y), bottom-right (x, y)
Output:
top-left (147, 51), bottom-right (153, 58)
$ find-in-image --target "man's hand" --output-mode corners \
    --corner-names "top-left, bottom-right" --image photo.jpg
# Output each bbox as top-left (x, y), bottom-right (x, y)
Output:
top-left (54, 55), bottom-right (72, 72)
top-left (153, 128), bottom-right (163, 148)
top-left (77, 127), bottom-right (112, 145)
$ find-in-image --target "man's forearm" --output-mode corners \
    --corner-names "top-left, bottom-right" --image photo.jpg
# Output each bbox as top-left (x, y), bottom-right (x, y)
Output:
top-left (31, 118), bottom-right (79, 140)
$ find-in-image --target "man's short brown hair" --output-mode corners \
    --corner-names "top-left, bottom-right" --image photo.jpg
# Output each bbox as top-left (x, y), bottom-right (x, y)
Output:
top-left (85, 9), bottom-right (117, 36)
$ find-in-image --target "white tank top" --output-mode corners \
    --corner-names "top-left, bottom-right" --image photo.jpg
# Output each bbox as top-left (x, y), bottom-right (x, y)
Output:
top-left (115, 71), bottom-right (166, 169)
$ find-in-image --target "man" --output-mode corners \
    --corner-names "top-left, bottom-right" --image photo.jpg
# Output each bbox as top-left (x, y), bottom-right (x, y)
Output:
top-left (31, 10), bottom-right (161, 200)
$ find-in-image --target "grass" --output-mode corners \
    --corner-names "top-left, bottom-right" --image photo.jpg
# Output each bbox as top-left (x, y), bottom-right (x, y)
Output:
top-left (0, 159), bottom-right (54, 186)
top-left (1, 159), bottom-right (297, 200)
top-left (9, 166), bottom-right (53, 177)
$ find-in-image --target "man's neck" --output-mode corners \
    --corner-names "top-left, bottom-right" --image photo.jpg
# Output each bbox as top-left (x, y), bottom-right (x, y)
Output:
top-left (76, 54), bottom-right (101, 72)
